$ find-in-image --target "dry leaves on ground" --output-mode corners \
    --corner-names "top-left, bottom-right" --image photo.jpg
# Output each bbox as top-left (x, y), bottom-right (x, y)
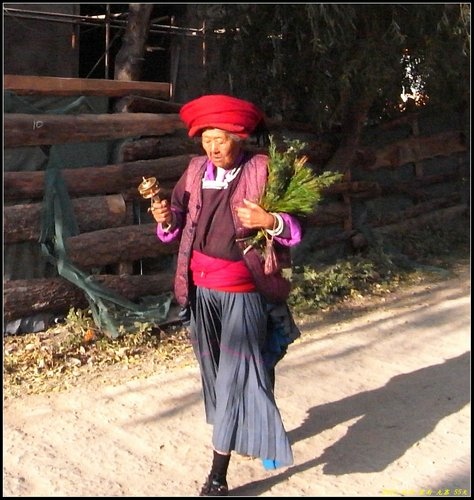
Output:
top-left (3, 323), bottom-right (194, 400)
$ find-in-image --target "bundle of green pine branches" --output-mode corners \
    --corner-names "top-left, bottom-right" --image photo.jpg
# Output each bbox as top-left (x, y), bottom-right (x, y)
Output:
top-left (252, 136), bottom-right (343, 249)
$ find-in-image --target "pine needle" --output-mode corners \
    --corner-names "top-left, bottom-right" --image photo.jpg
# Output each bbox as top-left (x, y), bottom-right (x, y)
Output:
top-left (252, 136), bottom-right (342, 248)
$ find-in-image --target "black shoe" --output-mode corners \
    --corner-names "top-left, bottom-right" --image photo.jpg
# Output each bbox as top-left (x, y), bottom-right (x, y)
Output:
top-left (199, 474), bottom-right (229, 496)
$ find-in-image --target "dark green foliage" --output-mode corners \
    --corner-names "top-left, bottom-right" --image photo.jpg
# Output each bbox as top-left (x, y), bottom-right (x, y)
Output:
top-left (288, 214), bottom-right (469, 315)
top-left (208, 4), bottom-right (470, 128)
top-left (289, 258), bottom-right (382, 312)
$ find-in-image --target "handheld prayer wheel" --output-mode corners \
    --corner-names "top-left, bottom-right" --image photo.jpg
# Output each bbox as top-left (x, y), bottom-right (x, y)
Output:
top-left (138, 176), bottom-right (161, 212)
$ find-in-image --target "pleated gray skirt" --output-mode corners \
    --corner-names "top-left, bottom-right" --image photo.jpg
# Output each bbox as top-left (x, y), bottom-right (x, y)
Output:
top-left (189, 286), bottom-right (294, 467)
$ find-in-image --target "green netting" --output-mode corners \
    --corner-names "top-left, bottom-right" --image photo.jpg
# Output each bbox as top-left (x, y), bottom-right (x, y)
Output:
top-left (4, 91), bottom-right (100, 114)
top-left (38, 147), bottom-right (172, 338)
top-left (4, 93), bottom-right (112, 284)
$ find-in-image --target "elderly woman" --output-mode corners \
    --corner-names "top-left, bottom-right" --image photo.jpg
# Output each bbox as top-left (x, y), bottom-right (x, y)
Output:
top-left (151, 94), bottom-right (303, 496)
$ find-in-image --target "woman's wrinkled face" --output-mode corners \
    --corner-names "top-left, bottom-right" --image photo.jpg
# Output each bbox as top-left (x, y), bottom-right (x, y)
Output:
top-left (201, 129), bottom-right (241, 169)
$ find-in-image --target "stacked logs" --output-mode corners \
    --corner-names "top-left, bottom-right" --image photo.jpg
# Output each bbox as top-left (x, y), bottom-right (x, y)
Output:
top-left (3, 76), bottom-right (469, 324)
top-left (3, 156), bottom-right (190, 322)
top-left (4, 76), bottom-right (193, 323)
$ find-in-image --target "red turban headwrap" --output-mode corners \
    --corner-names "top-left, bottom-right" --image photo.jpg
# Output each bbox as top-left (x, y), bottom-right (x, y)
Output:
top-left (179, 94), bottom-right (265, 138)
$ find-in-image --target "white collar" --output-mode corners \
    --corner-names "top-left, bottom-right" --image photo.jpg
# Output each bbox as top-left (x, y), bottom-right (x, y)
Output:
top-left (202, 166), bottom-right (241, 190)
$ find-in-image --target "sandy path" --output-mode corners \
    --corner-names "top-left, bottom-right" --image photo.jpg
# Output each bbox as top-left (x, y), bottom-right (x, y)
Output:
top-left (3, 267), bottom-right (470, 497)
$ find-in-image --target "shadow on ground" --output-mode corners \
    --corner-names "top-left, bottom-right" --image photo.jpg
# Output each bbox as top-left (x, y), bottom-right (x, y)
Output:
top-left (231, 352), bottom-right (470, 496)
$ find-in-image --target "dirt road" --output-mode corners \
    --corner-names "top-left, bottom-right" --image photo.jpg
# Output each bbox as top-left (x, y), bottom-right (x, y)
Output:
top-left (3, 265), bottom-right (471, 497)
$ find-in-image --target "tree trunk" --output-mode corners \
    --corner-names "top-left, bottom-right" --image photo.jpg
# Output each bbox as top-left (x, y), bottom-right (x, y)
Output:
top-left (359, 130), bottom-right (467, 171)
top-left (3, 154), bottom-right (194, 201)
top-left (375, 204), bottom-right (468, 234)
top-left (325, 93), bottom-right (374, 173)
top-left (66, 224), bottom-right (178, 269)
top-left (4, 194), bottom-right (128, 244)
top-left (3, 74), bottom-right (171, 98)
top-left (4, 112), bottom-right (186, 148)
top-left (371, 195), bottom-right (462, 227)
top-left (3, 272), bottom-right (175, 322)
top-left (117, 136), bottom-right (201, 162)
top-left (114, 4), bottom-right (154, 82)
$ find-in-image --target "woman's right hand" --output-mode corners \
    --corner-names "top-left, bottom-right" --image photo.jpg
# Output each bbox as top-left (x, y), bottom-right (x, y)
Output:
top-left (151, 199), bottom-right (172, 225)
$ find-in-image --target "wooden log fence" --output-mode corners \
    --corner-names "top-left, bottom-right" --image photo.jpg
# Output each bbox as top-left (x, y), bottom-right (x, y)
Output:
top-left (4, 194), bottom-right (128, 244)
top-left (4, 74), bottom-right (171, 98)
top-left (358, 130), bottom-right (466, 171)
top-left (66, 224), bottom-right (179, 269)
top-left (4, 112), bottom-right (187, 148)
top-left (118, 135), bottom-right (202, 162)
top-left (3, 75), bottom-right (469, 324)
top-left (115, 94), bottom-right (183, 114)
top-left (3, 154), bottom-right (195, 201)
top-left (3, 273), bottom-right (175, 322)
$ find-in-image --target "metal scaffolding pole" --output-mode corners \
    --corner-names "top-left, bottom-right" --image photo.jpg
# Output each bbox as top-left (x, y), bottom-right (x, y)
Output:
top-left (2, 6), bottom-right (205, 37)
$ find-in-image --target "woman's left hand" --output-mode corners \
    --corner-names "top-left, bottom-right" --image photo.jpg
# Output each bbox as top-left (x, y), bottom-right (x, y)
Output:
top-left (235, 199), bottom-right (275, 230)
